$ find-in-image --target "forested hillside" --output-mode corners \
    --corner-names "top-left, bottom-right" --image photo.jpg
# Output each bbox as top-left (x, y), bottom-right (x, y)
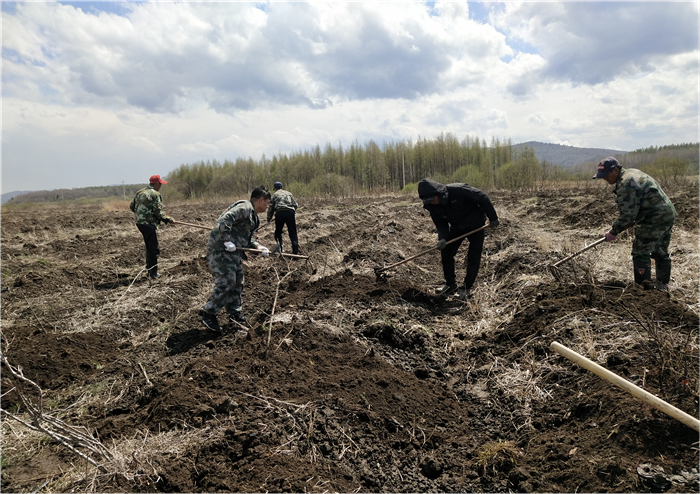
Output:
top-left (573, 142), bottom-right (700, 184)
top-left (513, 141), bottom-right (627, 167)
top-left (3, 184), bottom-right (144, 205)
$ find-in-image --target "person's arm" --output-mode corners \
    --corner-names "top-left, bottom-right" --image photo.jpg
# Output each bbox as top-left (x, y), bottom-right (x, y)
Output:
top-left (291, 194), bottom-right (298, 210)
top-left (468, 187), bottom-right (498, 223)
top-left (610, 182), bottom-right (641, 235)
top-left (267, 195), bottom-right (276, 222)
top-left (428, 208), bottom-right (450, 240)
top-left (129, 193), bottom-right (137, 213)
top-left (152, 193), bottom-right (172, 224)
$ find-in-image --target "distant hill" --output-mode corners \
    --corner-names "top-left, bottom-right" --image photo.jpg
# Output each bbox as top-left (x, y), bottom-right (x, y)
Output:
top-left (3, 185), bottom-right (143, 205)
top-left (2, 190), bottom-right (33, 204)
top-left (514, 141), bottom-right (628, 168)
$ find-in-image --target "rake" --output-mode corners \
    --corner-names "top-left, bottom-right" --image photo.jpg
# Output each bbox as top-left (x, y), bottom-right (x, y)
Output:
top-left (549, 237), bottom-right (606, 280)
top-left (374, 224), bottom-right (491, 280)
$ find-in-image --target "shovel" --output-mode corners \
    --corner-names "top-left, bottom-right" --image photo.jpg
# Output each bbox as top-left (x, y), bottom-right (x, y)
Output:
top-left (549, 237), bottom-right (606, 280)
top-left (172, 219), bottom-right (311, 261)
top-left (374, 223), bottom-right (490, 279)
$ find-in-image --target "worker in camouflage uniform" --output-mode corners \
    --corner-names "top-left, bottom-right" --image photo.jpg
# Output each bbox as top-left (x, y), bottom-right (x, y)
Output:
top-left (267, 181), bottom-right (300, 255)
top-left (201, 186), bottom-right (271, 332)
top-left (594, 156), bottom-right (677, 289)
top-left (129, 175), bottom-right (173, 279)
top-left (418, 178), bottom-right (499, 298)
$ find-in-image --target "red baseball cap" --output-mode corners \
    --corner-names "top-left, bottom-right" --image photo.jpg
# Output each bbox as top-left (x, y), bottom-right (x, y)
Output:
top-left (149, 175), bottom-right (167, 184)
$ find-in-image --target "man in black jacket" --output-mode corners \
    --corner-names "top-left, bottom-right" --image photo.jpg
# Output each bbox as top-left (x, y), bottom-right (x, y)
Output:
top-left (418, 179), bottom-right (499, 297)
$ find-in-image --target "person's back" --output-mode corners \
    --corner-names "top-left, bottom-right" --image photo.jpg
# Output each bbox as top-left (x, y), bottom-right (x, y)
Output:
top-left (267, 182), bottom-right (300, 254)
top-left (130, 186), bottom-right (163, 226)
top-left (613, 168), bottom-right (677, 232)
top-left (207, 200), bottom-right (260, 256)
top-left (269, 189), bottom-right (298, 214)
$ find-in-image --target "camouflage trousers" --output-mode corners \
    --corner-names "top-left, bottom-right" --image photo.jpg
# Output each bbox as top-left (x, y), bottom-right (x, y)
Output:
top-left (631, 220), bottom-right (674, 265)
top-left (202, 250), bottom-right (244, 315)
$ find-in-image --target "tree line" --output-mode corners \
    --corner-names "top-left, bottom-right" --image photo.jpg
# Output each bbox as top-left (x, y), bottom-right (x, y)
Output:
top-left (5, 137), bottom-right (697, 205)
top-left (166, 134), bottom-right (565, 200)
top-left (165, 135), bottom-right (698, 200)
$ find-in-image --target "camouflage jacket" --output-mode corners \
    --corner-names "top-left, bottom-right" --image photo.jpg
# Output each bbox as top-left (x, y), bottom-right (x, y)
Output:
top-left (267, 189), bottom-right (298, 222)
top-left (129, 185), bottom-right (172, 228)
top-left (610, 168), bottom-right (677, 236)
top-left (207, 200), bottom-right (262, 255)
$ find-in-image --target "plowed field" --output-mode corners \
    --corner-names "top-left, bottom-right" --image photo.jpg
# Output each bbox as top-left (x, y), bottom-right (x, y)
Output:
top-left (1, 184), bottom-right (698, 493)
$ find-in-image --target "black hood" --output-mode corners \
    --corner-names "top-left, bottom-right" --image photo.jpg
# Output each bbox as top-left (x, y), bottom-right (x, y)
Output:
top-left (418, 179), bottom-right (448, 205)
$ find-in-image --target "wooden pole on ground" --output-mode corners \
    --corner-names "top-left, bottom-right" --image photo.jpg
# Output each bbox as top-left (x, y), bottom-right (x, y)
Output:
top-left (550, 341), bottom-right (699, 432)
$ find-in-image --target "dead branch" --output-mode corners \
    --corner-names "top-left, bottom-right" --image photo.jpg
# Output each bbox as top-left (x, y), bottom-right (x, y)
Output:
top-left (0, 351), bottom-right (112, 473)
top-left (138, 362), bottom-right (154, 388)
top-left (268, 267), bottom-right (281, 348)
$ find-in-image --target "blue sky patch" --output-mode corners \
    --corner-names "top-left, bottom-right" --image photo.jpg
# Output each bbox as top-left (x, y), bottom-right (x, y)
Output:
top-left (58, 1), bottom-right (136, 17)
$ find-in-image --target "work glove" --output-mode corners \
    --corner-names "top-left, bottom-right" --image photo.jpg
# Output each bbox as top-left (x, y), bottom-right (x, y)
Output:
top-left (259, 246), bottom-right (270, 258)
top-left (490, 219), bottom-right (499, 228)
top-left (437, 239), bottom-right (447, 250)
top-left (604, 231), bottom-right (617, 242)
top-left (224, 241), bottom-right (237, 252)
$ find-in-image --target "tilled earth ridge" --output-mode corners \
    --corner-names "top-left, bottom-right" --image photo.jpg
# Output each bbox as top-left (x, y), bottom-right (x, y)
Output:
top-left (1, 185), bottom-right (698, 493)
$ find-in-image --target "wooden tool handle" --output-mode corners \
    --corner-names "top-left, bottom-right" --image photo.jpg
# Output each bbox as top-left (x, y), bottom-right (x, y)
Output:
top-left (172, 219), bottom-right (211, 231)
top-left (551, 237), bottom-right (606, 268)
top-left (376, 223), bottom-right (490, 273)
top-left (551, 341), bottom-right (700, 432)
top-left (172, 220), bottom-right (309, 259)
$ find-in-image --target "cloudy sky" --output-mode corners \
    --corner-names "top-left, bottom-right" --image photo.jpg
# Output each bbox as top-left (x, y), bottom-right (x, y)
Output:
top-left (2, 1), bottom-right (698, 193)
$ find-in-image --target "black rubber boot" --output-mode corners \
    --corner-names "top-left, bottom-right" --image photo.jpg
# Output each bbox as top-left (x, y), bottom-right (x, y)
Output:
top-left (436, 283), bottom-right (458, 295)
top-left (201, 312), bottom-right (221, 332)
top-left (229, 311), bottom-right (247, 325)
top-left (655, 258), bottom-right (672, 290)
top-left (149, 264), bottom-right (160, 279)
top-left (633, 259), bottom-right (652, 285)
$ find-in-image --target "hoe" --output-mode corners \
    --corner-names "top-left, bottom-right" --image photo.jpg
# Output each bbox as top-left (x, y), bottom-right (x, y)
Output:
top-left (171, 219), bottom-right (316, 273)
top-left (374, 224), bottom-right (491, 281)
top-left (549, 237), bottom-right (606, 280)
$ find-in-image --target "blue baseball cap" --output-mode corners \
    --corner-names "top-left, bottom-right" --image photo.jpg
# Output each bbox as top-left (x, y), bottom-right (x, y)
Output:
top-left (593, 157), bottom-right (620, 179)
top-left (273, 181), bottom-right (283, 190)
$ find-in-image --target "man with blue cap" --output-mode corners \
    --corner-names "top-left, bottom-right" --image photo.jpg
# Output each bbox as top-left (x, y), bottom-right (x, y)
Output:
top-left (593, 156), bottom-right (677, 289)
top-left (267, 181), bottom-right (301, 255)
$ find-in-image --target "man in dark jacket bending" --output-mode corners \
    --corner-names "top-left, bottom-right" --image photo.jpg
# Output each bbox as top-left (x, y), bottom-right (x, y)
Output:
top-left (418, 179), bottom-right (499, 297)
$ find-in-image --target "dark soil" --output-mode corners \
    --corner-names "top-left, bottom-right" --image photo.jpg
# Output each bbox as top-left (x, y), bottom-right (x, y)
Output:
top-left (1, 184), bottom-right (698, 493)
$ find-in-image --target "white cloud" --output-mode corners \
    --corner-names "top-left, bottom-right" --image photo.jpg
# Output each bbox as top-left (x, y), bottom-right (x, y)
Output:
top-left (494, 2), bottom-right (699, 87)
top-left (1, 1), bottom-right (698, 193)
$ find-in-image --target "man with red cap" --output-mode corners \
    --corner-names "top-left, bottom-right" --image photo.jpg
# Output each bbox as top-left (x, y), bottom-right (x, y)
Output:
top-left (130, 175), bottom-right (174, 279)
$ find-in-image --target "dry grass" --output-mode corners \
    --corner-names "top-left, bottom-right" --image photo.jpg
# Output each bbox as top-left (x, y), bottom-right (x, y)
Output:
top-left (474, 439), bottom-right (523, 476)
top-left (100, 200), bottom-right (131, 212)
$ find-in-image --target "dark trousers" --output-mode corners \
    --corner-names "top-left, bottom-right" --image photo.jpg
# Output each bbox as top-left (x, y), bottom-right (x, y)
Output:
top-left (441, 227), bottom-right (485, 290)
top-left (274, 209), bottom-right (299, 254)
top-left (137, 224), bottom-right (160, 277)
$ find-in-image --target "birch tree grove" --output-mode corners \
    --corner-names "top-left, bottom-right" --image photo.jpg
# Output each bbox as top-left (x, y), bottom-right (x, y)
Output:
top-left (164, 137), bottom-right (697, 200)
